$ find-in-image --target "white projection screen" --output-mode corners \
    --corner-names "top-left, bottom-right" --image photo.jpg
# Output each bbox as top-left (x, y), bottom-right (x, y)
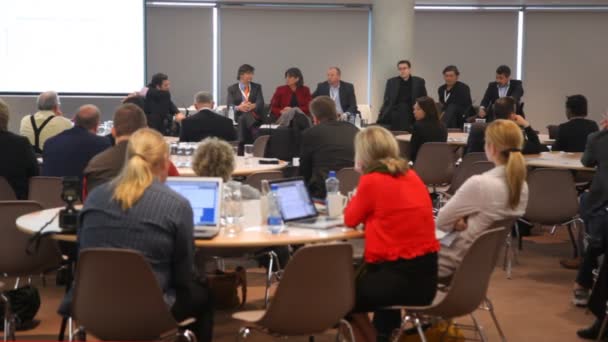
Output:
top-left (0, 0), bottom-right (145, 94)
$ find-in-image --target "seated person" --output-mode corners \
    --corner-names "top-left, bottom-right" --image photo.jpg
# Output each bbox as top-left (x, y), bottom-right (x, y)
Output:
top-left (344, 126), bottom-right (439, 342)
top-left (578, 242), bottom-right (608, 340)
top-left (270, 67), bottom-right (312, 121)
top-left (478, 65), bottom-right (524, 121)
top-left (264, 108), bottom-right (312, 162)
top-left (553, 94), bottom-right (599, 152)
top-left (299, 96), bottom-right (359, 198)
top-left (312, 66), bottom-right (358, 115)
top-left (84, 104), bottom-right (179, 193)
top-left (226, 64), bottom-right (265, 144)
top-left (465, 96), bottom-right (542, 155)
top-left (42, 105), bottom-right (111, 180)
top-left (19, 91), bottom-right (73, 153)
top-left (409, 96), bottom-right (448, 163)
top-left (437, 65), bottom-right (473, 128)
top-left (0, 99), bottom-right (39, 199)
top-left (437, 119), bottom-right (529, 279)
top-left (144, 73), bottom-right (181, 135)
top-left (60, 128), bottom-right (213, 341)
top-left (179, 91), bottom-right (236, 143)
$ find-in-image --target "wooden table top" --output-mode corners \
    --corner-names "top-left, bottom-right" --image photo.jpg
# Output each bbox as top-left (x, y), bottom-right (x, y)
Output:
top-left (174, 156), bottom-right (288, 177)
top-left (396, 132), bottom-right (554, 146)
top-left (524, 152), bottom-right (594, 172)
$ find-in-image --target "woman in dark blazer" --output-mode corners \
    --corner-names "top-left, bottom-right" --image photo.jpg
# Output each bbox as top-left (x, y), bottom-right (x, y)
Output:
top-left (270, 67), bottom-right (312, 119)
top-left (409, 96), bottom-right (448, 163)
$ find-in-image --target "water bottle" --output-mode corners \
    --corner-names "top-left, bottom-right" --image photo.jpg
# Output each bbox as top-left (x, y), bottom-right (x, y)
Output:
top-left (354, 113), bottom-right (362, 128)
top-left (325, 170), bottom-right (340, 195)
top-left (267, 184), bottom-right (284, 234)
top-left (228, 105), bottom-right (235, 122)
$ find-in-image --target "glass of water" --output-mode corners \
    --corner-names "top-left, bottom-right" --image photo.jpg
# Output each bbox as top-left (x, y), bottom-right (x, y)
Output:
top-left (222, 181), bottom-right (243, 236)
top-left (244, 144), bottom-right (254, 165)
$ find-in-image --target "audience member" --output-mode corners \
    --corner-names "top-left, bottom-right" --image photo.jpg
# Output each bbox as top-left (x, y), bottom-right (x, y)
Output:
top-left (437, 65), bottom-right (473, 128)
top-left (226, 64), bottom-right (265, 144)
top-left (270, 67), bottom-right (312, 120)
top-left (344, 126), bottom-right (439, 342)
top-left (312, 67), bottom-right (358, 115)
top-left (60, 128), bottom-right (213, 341)
top-left (42, 105), bottom-right (111, 180)
top-left (479, 65), bottom-right (524, 120)
top-left (0, 99), bottom-right (39, 199)
top-left (144, 73), bottom-right (182, 135)
top-left (20, 91), bottom-right (72, 153)
top-left (299, 96), bottom-right (359, 198)
top-left (409, 96), bottom-right (448, 163)
top-left (179, 92), bottom-right (236, 143)
top-left (465, 96), bottom-right (542, 155)
top-left (437, 119), bottom-right (529, 279)
top-left (378, 60), bottom-right (427, 131)
top-left (553, 95), bottom-right (599, 152)
top-left (264, 102), bottom-right (312, 162)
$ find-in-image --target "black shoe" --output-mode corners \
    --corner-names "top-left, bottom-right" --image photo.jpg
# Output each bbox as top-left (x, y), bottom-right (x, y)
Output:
top-left (577, 319), bottom-right (605, 340)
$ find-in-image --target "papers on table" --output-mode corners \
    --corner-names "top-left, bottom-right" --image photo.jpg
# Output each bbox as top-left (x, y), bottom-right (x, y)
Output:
top-left (435, 229), bottom-right (459, 247)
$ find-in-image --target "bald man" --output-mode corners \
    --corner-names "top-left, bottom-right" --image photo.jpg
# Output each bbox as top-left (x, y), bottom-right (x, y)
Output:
top-left (312, 67), bottom-right (358, 115)
top-left (42, 104), bottom-right (111, 180)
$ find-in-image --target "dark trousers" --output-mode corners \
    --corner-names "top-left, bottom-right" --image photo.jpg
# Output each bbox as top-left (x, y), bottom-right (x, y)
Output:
top-left (354, 253), bottom-right (438, 341)
top-left (237, 112), bottom-right (259, 144)
top-left (589, 256), bottom-right (608, 320)
top-left (577, 193), bottom-right (608, 289)
top-left (171, 279), bottom-right (214, 342)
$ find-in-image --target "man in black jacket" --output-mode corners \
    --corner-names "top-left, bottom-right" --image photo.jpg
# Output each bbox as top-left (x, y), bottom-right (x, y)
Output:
top-left (312, 67), bottom-right (358, 115)
top-left (300, 96), bottom-right (359, 199)
top-left (226, 64), bottom-right (265, 144)
top-left (180, 92), bottom-right (236, 143)
top-left (378, 60), bottom-right (427, 131)
top-left (144, 73), bottom-right (182, 135)
top-left (553, 94), bottom-right (599, 152)
top-left (0, 99), bottom-right (39, 199)
top-left (437, 65), bottom-right (473, 129)
top-left (479, 65), bottom-right (524, 120)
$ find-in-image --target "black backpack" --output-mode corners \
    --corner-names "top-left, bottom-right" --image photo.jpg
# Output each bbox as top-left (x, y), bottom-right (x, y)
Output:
top-left (0, 285), bottom-right (41, 331)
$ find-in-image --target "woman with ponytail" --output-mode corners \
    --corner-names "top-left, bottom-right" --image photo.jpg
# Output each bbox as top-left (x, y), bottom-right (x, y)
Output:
top-left (437, 119), bottom-right (529, 279)
top-left (62, 128), bottom-right (214, 341)
top-left (344, 126), bottom-right (440, 342)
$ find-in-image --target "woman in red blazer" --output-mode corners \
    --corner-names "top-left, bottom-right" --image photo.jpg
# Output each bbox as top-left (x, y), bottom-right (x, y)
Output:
top-left (344, 126), bottom-right (439, 342)
top-left (270, 67), bottom-right (312, 119)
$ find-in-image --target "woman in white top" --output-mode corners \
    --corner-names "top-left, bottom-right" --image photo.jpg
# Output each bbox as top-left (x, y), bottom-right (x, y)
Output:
top-left (437, 119), bottom-right (529, 278)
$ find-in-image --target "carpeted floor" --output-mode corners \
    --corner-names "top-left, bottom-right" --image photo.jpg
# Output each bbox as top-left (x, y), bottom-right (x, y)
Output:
top-left (8, 226), bottom-right (597, 341)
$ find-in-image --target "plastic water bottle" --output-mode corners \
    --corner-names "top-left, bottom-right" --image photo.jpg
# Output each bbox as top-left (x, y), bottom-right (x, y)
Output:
top-left (267, 184), bottom-right (284, 234)
top-left (228, 105), bottom-right (235, 122)
top-left (354, 113), bottom-right (362, 128)
top-left (325, 170), bottom-right (340, 196)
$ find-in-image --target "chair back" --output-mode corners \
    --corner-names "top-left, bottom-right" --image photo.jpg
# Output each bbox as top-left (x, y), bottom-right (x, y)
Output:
top-left (546, 125), bottom-right (559, 140)
top-left (447, 154), bottom-right (489, 195)
top-left (245, 171), bottom-right (283, 191)
top-left (28, 176), bottom-right (64, 209)
top-left (252, 135), bottom-right (270, 157)
top-left (0, 201), bottom-right (62, 276)
top-left (72, 248), bottom-right (178, 340)
top-left (426, 227), bottom-right (505, 318)
top-left (390, 130), bottom-right (409, 136)
top-left (414, 142), bottom-right (455, 185)
top-left (336, 168), bottom-right (360, 196)
top-left (525, 168), bottom-right (579, 224)
top-left (0, 177), bottom-right (16, 200)
top-left (259, 243), bottom-right (354, 335)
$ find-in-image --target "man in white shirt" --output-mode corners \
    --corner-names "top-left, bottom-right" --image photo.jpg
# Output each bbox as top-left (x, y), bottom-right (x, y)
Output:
top-left (312, 67), bottom-right (358, 115)
top-left (20, 91), bottom-right (73, 153)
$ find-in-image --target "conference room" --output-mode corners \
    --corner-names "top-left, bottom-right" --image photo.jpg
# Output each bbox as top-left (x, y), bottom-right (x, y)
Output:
top-left (1, 0), bottom-right (608, 341)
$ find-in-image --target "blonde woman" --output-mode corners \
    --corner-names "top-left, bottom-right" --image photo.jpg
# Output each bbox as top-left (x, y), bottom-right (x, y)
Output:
top-left (437, 119), bottom-right (529, 279)
top-left (344, 126), bottom-right (439, 342)
top-left (60, 128), bottom-right (213, 341)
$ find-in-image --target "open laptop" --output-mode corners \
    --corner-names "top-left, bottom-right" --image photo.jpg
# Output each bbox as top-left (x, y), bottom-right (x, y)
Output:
top-left (269, 178), bottom-right (343, 229)
top-left (165, 177), bottom-right (223, 239)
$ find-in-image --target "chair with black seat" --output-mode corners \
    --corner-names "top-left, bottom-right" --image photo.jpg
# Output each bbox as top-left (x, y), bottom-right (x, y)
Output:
top-left (28, 176), bottom-right (64, 209)
top-left (336, 167), bottom-right (360, 196)
top-left (0, 176), bottom-right (16, 200)
top-left (70, 248), bottom-right (196, 341)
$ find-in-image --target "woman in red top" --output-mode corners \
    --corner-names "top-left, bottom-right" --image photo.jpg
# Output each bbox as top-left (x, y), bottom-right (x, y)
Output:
top-left (270, 67), bottom-right (312, 119)
top-left (344, 125), bottom-right (440, 342)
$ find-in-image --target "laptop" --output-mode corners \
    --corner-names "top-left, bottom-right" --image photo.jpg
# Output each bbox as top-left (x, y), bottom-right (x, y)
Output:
top-left (165, 177), bottom-right (223, 239)
top-left (268, 178), bottom-right (343, 229)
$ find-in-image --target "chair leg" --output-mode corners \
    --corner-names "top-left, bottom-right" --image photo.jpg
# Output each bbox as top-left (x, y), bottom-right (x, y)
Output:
top-left (2, 292), bottom-right (15, 342)
top-left (181, 329), bottom-right (196, 342)
top-left (264, 251), bottom-right (281, 308)
top-left (238, 327), bottom-right (251, 341)
top-left (470, 313), bottom-right (487, 342)
top-left (598, 311), bottom-right (608, 342)
top-left (337, 319), bottom-right (355, 342)
top-left (413, 316), bottom-right (428, 342)
top-left (503, 232), bottom-right (514, 279)
top-left (484, 298), bottom-right (507, 342)
top-left (392, 314), bottom-right (412, 342)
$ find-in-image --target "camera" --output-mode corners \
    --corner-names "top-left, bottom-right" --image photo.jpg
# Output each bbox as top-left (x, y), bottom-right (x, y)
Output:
top-left (59, 177), bottom-right (81, 233)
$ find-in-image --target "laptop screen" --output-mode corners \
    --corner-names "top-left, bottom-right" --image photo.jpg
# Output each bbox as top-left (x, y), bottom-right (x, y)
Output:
top-left (165, 178), bottom-right (222, 227)
top-left (270, 178), bottom-right (317, 221)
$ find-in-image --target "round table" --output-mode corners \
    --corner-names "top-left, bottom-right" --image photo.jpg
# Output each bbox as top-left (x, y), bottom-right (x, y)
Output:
top-left (15, 201), bottom-right (364, 248)
top-left (174, 156), bottom-right (288, 177)
top-left (396, 132), bottom-right (554, 146)
top-left (524, 152), bottom-right (594, 172)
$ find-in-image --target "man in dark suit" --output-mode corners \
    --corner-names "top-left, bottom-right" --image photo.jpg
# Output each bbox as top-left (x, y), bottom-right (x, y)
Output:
top-left (378, 60), bottom-right (427, 132)
top-left (437, 65), bottom-right (473, 128)
top-left (0, 99), bottom-right (39, 199)
top-left (180, 91), bottom-right (236, 143)
top-left (300, 96), bottom-right (359, 199)
top-left (144, 73), bottom-right (183, 136)
top-left (465, 96), bottom-right (542, 155)
top-left (42, 105), bottom-right (111, 180)
top-left (553, 94), bottom-right (599, 152)
top-left (226, 64), bottom-right (265, 144)
top-left (479, 65), bottom-right (524, 120)
top-left (312, 67), bottom-right (358, 115)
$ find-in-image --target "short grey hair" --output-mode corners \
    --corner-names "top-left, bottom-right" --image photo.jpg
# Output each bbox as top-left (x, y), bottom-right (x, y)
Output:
top-left (37, 91), bottom-right (60, 111)
top-left (0, 99), bottom-right (9, 131)
top-left (194, 91), bottom-right (213, 104)
top-left (74, 105), bottom-right (101, 131)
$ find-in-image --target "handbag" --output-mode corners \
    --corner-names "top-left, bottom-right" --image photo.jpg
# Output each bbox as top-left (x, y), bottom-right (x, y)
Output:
top-left (206, 266), bottom-right (247, 310)
top-left (0, 285), bottom-right (41, 331)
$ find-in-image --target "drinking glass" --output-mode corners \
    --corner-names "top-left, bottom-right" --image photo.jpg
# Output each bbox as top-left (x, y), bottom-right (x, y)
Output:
top-left (222, 181), bottom-right (243, 236)
top-left (244, 144), bottom-right (254, 165)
